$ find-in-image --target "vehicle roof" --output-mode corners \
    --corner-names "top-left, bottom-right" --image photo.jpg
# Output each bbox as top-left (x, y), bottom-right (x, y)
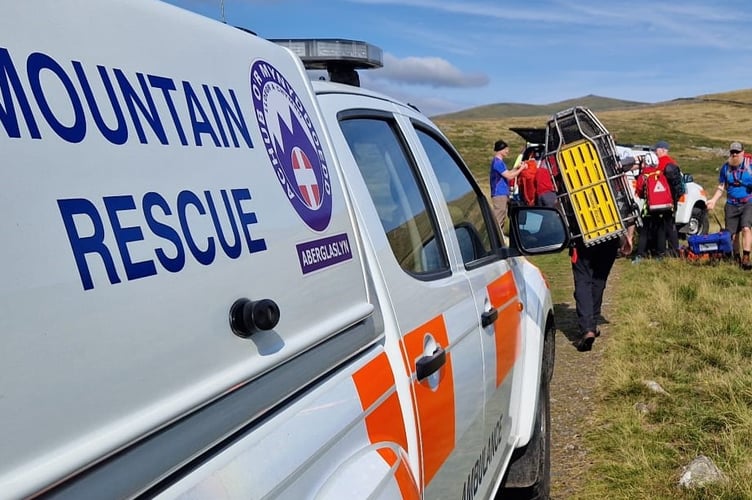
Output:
top-left (311, 80), bottom-right (426, 115)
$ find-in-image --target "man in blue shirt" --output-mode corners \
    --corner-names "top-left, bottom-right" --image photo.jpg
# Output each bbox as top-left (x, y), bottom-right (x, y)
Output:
top-left (707, 141), bottom-right (752, 269)
top-left (489, 139), bottom-right (527, 244)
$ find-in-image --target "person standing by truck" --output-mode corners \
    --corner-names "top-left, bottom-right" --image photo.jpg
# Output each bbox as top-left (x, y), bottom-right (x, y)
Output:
top-left (490, 139), bottom-right (527, 243)
top-left (535, 156), bottom-right (559, 208)
top-left (634, 145), bottom-right (677, 259)
top-left (654, 141), bottom-right (683, 256)
top-left (707, 141), bottom-right (752, 269)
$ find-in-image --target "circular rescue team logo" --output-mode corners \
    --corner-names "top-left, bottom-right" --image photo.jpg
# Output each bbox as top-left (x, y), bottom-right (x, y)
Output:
top-left (250, 59), bottom-right (332, 232)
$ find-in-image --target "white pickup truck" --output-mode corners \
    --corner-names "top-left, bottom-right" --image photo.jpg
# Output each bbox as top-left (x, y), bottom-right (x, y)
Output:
top-left (0, 1), bottom-right (569, 498)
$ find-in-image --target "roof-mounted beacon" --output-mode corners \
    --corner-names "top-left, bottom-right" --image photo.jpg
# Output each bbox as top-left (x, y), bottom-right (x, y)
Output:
top-left (270, 38), bottom-right (383, 87)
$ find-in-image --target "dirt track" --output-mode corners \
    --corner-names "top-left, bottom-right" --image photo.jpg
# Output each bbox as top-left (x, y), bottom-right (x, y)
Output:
top-left (547, 261), bottom-right (622, 498)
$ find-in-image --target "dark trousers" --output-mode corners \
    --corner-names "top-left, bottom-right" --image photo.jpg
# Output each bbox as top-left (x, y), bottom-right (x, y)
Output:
top-left (667, 218), bottom-right (680, 256)
top-left (652, 212), bottom-right (674, 257)
top-left (571, 239), bottom-right (619, 335)
top-left (635, 217), bottom-right (652, 257)
top-left (637, 212), bottom-right (675, 257)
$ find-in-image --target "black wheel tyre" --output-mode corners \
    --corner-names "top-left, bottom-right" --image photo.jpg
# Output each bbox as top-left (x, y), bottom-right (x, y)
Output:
top-left (499, 325), bottom-right (552, 499)
top-left (544, 321), bottom-right (556, 384)
top-left (687, 207), bottom-right (709, 236)
top-left (527, 378), bottom-right (551, 499)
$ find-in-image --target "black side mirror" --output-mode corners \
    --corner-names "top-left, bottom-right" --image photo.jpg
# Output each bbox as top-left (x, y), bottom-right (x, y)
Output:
top-left (508, 206), bottom-right (570, 255)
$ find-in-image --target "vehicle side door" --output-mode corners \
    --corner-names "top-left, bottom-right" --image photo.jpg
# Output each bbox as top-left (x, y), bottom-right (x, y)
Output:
top-left (318, 95), bottom-right (488, 497)
top-left (411, 123), bottom-right (524, 498)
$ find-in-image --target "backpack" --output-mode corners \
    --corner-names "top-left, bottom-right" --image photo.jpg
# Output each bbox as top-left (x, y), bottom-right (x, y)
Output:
top-left (643, 168), bottom-right (674, 213)
top-left (518, 159), bottom-right (538, 205)
top-left (663, 162), bottom-right (686, 200)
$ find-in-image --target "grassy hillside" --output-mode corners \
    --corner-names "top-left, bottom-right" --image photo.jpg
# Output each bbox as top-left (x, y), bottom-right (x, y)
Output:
top-left (436, 88), bottom-right (752, 498)
top-left (434, 88), bottom-right (752, 196)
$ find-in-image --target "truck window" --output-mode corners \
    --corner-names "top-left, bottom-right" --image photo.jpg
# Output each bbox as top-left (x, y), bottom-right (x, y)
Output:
top-left (339, 117), bottom-right (449, 276)
top-left (415, 126), bottom-right (499, 265)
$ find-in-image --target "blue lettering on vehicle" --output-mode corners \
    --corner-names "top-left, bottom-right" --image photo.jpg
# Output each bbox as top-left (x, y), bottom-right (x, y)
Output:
top-left (0, 47), bottom-right (253, 147)
top-left (58, 188), bottom-right (267, 290)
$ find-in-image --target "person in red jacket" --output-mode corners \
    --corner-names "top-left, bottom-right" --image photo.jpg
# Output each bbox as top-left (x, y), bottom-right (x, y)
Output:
top-left (654, 140), bottom-right (681, 256)
top-left (517, 149), bottom-right (539, 206)
top-left (535, 156), bottom-right (559, 207)
top-left (635, 149), bottom-right (675, 259)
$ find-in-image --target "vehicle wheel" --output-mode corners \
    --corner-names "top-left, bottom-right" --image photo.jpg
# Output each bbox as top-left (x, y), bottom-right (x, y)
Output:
top-left (528, 377), bottom-right (551, 499)
top-left (686, 206), bottom-right (709, 236)
top-left (543, 319), bottom-right (555, 384)
top-left (498, 326), bottom-right (552, 499)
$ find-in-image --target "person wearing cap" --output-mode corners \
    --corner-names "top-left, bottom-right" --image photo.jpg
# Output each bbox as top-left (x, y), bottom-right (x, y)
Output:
top-left (707, 141), bottom-right (752, 269)
top-left (489, 139), bottom-right (527, 243)
top-left (652, 140), bottom-right (682, 256)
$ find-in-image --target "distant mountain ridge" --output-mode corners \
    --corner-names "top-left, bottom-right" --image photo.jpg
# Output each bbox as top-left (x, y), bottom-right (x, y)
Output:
top-left (433, 94), bottom-right (654, 120)
top-left (433, 89), bottom-right (752, 120)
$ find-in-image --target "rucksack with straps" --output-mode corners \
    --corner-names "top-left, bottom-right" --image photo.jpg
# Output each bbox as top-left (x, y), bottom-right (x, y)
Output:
top-left (723, 156), bottom-right (752, 195)
top-left (664, 162), bottom-right (686, 199)
top-left (642, 168), bottom-right (674, 213)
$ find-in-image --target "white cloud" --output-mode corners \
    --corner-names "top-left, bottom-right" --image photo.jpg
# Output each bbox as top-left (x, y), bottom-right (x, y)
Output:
top-left (357, 79), bottom-right (471, 116)
top-left (365, 53), bottom-right (489, 88)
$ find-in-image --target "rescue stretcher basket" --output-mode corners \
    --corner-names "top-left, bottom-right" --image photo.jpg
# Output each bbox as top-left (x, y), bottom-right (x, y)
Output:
top-left (544, 107), bottom-right (641, 246)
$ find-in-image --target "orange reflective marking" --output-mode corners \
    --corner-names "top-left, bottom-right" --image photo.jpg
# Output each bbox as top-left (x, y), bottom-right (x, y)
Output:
top-left (486, 271), bottom-right (521, 386)
top-left (353, 350), bottom-right (393, 410)
top-left (401, 315), bottom-right (455, 486)
top-left (377, 447), bottom-right (421, 500)
top-left (352, 352), bottom-right (410, 464)
top-left (393, 452), bottom-right (421, 500)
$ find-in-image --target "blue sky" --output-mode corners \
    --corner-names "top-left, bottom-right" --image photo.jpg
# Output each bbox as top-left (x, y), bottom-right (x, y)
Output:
top-left (163, 0), bottom-right (751, 116)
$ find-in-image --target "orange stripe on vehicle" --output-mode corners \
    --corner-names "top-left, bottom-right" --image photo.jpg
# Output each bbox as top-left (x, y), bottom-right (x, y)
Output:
top-left (353, 351), bottom-right (393, 410)
top-left (401, 315), bottom-right (455, 486)
top-left (374, 447), bottom-right (420, 500)
top-left (394, 452), bottom-right (421, 500)
top-left (353, 353), bottom-right (410, 460)
top-left (487, 271), bottom-right (521, 386)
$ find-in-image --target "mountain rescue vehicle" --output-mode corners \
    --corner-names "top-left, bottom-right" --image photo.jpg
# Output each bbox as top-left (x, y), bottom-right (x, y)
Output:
top-left (0, 1), bottom-right (569, 498)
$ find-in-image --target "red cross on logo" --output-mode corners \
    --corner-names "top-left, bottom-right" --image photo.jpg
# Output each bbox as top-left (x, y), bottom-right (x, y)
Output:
top-left (291, 146), bottom-right (321, 208)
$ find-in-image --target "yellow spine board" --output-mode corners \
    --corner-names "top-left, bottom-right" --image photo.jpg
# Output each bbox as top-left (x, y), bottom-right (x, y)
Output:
top-left (557, 140), bottom-right (623, 244)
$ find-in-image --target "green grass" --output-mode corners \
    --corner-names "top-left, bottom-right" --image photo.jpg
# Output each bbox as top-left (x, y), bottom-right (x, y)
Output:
top-left (585, 258), bottom-right (752, 499)
top-left (439, 90), bottom-right (752, 497)
top-left (525, 253), bottom-right (752, 499)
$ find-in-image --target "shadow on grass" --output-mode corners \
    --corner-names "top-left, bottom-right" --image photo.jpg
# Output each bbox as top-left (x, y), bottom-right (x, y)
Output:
top-left (554, 302), bottom-right (610, 348)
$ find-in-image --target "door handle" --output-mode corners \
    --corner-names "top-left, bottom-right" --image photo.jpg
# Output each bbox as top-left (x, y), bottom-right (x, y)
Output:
top-left (416, 347), bottom-right (446, 381)
top-left (481, 308), bottom-right (498, 327)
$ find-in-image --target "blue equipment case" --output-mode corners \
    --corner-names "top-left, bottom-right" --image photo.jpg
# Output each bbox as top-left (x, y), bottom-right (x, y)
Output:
top-left (687, 231), bottom-right (733, 255)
